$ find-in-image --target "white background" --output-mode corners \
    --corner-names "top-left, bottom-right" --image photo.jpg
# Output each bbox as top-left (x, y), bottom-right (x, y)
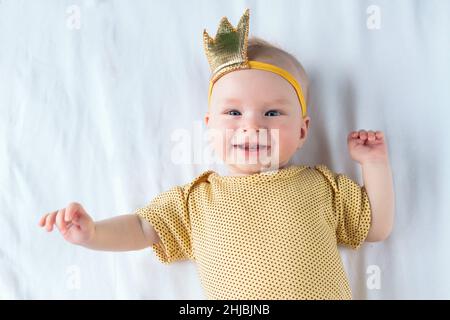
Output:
top-left (1, 0), bottom-right (449, 299)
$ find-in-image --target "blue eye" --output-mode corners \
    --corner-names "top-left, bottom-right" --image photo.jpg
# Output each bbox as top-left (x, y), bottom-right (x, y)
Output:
top-left (226, 110), bottom-right (241, 116)
top-left (265, 110), bottom-right (281, 117)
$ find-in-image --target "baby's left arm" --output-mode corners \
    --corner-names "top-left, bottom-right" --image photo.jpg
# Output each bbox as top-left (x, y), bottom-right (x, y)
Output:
top-left (347, 130), bottom-right (395, 242)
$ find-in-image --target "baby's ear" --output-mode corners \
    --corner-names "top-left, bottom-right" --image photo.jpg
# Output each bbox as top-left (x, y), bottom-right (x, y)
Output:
top-left (303, 116), bottom-right (311, 129)
top-left (300, 116), bottom-right (311, 140)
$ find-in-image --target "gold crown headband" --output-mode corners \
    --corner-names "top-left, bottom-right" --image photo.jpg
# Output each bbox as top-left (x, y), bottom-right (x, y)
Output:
top-left (203, 9), bottom-right (307, 117)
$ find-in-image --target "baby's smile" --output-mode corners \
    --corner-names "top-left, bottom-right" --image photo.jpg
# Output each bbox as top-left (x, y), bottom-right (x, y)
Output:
top-left (232, 142), bottom-right (270, 151)
top-left (231, 141), bottom-right (272, 162)
top-left (231, 133), bottom-right (272, 153)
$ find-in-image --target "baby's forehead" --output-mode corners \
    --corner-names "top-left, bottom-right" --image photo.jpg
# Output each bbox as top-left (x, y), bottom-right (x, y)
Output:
top-left (216, 71), bottom-right (295, 97)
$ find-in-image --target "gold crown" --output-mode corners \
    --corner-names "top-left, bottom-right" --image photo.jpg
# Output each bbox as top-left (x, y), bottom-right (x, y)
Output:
top-left (203, 9), bottom-right (250, 83)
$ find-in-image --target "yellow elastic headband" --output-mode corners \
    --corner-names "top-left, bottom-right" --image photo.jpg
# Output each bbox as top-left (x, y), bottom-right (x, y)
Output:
top-left (208, 60), bottom-right (307, 117)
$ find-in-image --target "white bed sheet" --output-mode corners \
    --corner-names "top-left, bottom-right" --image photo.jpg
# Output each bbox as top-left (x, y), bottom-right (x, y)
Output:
top-left (1, 0), bottom-right (450, 299)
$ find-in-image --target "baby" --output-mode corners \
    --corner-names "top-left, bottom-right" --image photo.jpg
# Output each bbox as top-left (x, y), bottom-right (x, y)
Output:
top-left (38, 9), bottom-right (394, 299)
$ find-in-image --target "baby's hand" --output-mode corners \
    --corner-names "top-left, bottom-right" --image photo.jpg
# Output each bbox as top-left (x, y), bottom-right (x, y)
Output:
top-left (347, 130), bottom-right (389, 165)
top-left (38, 202), bottom-right (95, 246)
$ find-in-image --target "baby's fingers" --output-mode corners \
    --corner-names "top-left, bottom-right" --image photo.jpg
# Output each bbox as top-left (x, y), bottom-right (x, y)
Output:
top-left (367, 130), bottom-right (376, 141)
top-left (44, 211), bottom-right (58, 232)
top-left (358, 130), bottom-right (368, 140)
top-left (348, 131), bottom-right (365, 145)
top-left (38, 213), bottom-right (48, 227)
top-left (55, 208), bottom-right (68, 233)
top-left (65, 202), bottom-right (82, 222)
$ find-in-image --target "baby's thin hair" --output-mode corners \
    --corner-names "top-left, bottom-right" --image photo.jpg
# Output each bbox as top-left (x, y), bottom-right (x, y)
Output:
top-left (247, 36), bottom-right (309, 106)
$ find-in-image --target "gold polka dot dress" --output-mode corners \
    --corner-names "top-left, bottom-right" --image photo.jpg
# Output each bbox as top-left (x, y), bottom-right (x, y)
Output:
top-left (135, 164), bottom-right (372, 299)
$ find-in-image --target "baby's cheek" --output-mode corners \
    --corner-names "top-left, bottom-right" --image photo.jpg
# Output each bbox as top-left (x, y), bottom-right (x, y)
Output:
top-left (215, 132), bottom-right (234, 161)
top-left (206, 128), bottom-right (225, 158)
top-left (214, 136), bottom-right (227, 159)
top-left (278, 129), bottom-right (301, 156)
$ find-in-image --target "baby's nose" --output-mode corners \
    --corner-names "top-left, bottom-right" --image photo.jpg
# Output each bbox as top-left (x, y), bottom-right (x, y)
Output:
top-left (241, 117), bottom-right (265, 132)
top-left (243, 128), bottom-right (260, 132)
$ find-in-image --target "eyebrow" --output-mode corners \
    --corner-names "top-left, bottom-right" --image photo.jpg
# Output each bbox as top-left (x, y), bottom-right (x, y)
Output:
top-left (219, 97), bottom-right (291, 106)
top-left (266, 98), bottom-right (291, 105)
top-left (220, 98), bottom-right (242, 105)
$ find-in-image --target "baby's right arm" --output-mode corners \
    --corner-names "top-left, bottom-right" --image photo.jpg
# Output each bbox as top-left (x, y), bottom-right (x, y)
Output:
top-left (38, 202), bottom-right (160, 251)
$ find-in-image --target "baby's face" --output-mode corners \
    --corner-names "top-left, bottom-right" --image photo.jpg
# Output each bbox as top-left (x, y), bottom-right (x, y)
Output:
top-left (205, 69), bottom-right (310, 176)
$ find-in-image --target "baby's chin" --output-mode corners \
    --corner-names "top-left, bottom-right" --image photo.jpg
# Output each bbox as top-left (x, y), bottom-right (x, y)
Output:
top-left (216, 146), bottom-right (291, 175)
top-left (225, 161), bottom-right (287, 176)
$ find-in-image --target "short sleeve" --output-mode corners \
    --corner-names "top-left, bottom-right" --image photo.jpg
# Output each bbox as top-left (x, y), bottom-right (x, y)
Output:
top-left (135, 184), bottom-right (193, 264)
top-left (315, 165), bottom-right (372, 249)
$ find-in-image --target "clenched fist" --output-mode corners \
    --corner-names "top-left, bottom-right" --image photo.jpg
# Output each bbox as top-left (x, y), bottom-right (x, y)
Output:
top-left (347, 130), bottom-right (389, 165)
